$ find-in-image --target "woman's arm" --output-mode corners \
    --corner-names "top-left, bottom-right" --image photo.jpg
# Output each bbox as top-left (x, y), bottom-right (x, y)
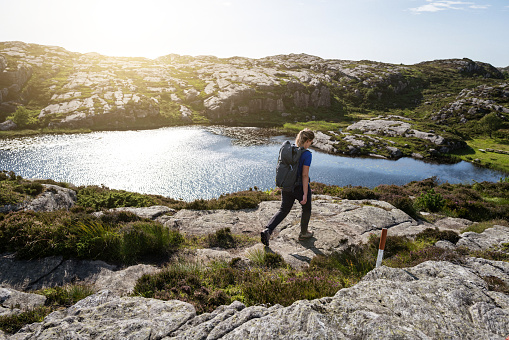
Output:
top-left (300, 165), bottom-right (310, 205)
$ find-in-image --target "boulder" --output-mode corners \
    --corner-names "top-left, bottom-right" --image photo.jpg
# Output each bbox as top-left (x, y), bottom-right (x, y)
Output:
top-left (91, 264), bottom-right (161, 296)
top-left (434, 216), bottom-right (474, 232)
top-left (0, 288), bottom-right (46, 317)
top-left (0, 119), bottom-right (16, 131)
top-left (457, 225), bottom-right (509, 251)
top-left (95, 205), bottom-right (175, 220)
top-left (0, 254), bottom-right (65, 291)
top-left (312, 131), bottom-right (336, 153)
top-left (22, 184), bottom-right (77, 212)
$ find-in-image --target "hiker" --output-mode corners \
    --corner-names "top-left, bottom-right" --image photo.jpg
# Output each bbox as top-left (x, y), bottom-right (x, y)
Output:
top-left (261, 128), bottom-right (315, 247)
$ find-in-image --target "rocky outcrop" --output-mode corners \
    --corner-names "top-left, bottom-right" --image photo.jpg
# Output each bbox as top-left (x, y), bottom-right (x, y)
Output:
top-left (0, 119), bottom-right (16, 131)
top-left (308, 115), bottom-right (467, 158)
top-left (22, 184), bottom-right (76, 212)
top-left (0, 253), bottom-right (159, 296)
top-left (419, 58), bottom-right (504, 79)
top-left (7, 260), bottom-right (509, 339)
top-left (161, 196), bottom-right (424, 268)
top-left (431, 83), bottom-right (509, 123)
top-left (94, 205), bottom-right (175, 220)
top-left (0, 288), bottom-right (46, 317)
top-left (0, 53), bottom-right (32, 104)
top-left (456, 225), bottom-right (509, 251)
top-left (0, 184), bottom-right (77, 214)
top-left (3, 42), bottom-right (505, 131)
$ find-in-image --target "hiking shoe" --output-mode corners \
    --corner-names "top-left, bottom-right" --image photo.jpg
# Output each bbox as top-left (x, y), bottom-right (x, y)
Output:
top-left (261, 229), bottom-right (270, 247)
top-left (298, 231), bottom-right (314, 241)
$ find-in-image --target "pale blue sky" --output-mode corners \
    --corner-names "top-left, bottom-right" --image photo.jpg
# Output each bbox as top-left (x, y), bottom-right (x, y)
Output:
top-left (1, 0), bottom-right (508, 66)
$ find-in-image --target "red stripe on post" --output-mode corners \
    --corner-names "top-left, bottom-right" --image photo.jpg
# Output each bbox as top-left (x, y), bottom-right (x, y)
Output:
top-left (379, 228), bottom-right (388, 250)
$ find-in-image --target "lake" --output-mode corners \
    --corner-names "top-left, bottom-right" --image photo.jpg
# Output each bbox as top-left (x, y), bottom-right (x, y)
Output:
top-left (0, 126), bottom-right (505, 201)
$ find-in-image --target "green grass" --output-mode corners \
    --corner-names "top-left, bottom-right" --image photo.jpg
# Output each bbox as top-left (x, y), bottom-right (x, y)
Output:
top-left (450, 138), bottom-right (509, 173)
top-left (282, 121), bottom-right (348, 134)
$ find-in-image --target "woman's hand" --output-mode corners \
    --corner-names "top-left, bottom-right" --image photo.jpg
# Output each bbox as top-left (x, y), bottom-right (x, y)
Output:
top-left (300, 196), bottom-right (307, 205)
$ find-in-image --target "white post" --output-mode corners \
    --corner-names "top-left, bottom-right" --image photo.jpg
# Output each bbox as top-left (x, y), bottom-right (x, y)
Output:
top-left (376, 228), bottom-right (388, 268)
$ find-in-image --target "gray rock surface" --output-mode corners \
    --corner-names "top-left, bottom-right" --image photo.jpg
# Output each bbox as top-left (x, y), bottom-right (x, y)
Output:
top-left (434, 216), bottom-right (474, 231)
top-left (91, 264), bottom-right (160, 296)
top-left (0, 120), bottom-right (16, 131)
top-left (7, 260), bottom-right (509, 339)
top-left (9, 290), bottom-right (196, 340)
top-left (0, 288), bottom-right (46, 317)
top-left (0, 255), bottom-right (157, 295)
top-left (162, 196), bottom-right (435, 268)
top-left (94, 205), bottom-right (175, 220)
top-left (22, 184), bottom-right (77, 212)
top-left (457, 225), bottom-right (509, 251)
top-left (347, 116), bottom-right (447, 145)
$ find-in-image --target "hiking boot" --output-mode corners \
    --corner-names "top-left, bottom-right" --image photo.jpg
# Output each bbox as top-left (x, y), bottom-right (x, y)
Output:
top-left (298, 231), bottom-right (314, 241)
top-left (260, 229), bottom-right (270, 247)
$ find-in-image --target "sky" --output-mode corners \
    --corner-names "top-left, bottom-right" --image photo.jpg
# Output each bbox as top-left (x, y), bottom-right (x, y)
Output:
top-left (0, 0), bottom-right (508, 66)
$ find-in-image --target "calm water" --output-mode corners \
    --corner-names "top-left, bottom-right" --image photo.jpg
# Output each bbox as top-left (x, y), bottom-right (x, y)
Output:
top-left (0, 126), bottom-right (505, 201)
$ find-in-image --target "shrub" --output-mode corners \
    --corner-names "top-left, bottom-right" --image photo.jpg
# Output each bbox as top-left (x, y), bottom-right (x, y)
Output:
top-left (415, 188), bottom-right (445, 212)
top-left (386, 246), bottom-right (465, 268)
top-left (415, 227), bottom-right (460, 244)
top-left (482, 276), bottom-right (509, 294)
top-left (205, 228), bottom-right (236, 249)
top-left (263, 252), bottom-right (286, 269)
top-left (340, 186), bottom-right (378, 200)
top-left (310, 242), bottom-right (376, 279)
top-left (217, 196), bottom-right (259, 210)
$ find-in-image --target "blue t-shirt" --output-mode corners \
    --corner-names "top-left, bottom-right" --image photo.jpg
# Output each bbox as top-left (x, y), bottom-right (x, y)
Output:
top-left (297, 150), bottom-right (312, 180)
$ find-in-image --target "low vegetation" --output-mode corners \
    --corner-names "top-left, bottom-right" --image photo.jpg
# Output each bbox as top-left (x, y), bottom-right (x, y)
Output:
top-left (132, 227), bottom-right (508, 315)
top-left (0, 173), bottom-right (508, 333)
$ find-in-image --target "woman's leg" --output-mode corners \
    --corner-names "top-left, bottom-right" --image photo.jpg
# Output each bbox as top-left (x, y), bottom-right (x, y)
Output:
top-left (266, 190), bottom-right (295, 234)
top-left (299, 185), bottom-right (312, 234)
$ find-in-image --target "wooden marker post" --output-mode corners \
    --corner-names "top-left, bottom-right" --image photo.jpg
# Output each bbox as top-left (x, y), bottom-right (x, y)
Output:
top-left (376, 228), bottom-right (388, 268)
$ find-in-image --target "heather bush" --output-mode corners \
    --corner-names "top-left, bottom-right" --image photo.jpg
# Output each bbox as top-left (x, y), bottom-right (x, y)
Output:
top-left (415, 227), bottom-right (460, 244)
top-left (386, 246), bottom-right (465, 268)
top-left (205, 227), bottom-right (236, 249)
top-left (0, 171), bottom-right (45, 205)
top-left (310, 182), bottom-right (342, 196)
top-left (482, 276), bottom-right (509, 294)
top-left (415, 188), bottom-right (445, 212)
top-left (340, 186), bottom-right (378, 200)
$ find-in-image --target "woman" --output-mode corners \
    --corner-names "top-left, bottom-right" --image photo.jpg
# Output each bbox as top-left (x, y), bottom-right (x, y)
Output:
top-left (261, 128), bottom-right (315, 247)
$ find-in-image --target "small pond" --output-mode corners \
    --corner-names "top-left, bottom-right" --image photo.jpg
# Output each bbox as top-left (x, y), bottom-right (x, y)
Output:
top-left (0, 126), bottom-right (505, 201)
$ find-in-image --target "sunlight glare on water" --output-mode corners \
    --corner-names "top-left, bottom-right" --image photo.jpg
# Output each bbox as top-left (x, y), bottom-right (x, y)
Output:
top-left (0, 126), bottom-right (505, 201)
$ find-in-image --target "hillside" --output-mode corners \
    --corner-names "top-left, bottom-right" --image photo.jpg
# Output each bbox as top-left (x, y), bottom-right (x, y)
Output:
top-left (1, 41), bottom-right (508, 171)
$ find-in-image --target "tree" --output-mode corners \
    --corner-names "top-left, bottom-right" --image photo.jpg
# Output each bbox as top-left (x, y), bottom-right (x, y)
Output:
top-left (8, 106), bottom-right (38, 129)
top-left (479, 112), bottom-right (503, 138)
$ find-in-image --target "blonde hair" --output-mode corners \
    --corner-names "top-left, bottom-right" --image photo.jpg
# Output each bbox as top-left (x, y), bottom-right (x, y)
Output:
top-left (295, 128), bottom-right (315, 147)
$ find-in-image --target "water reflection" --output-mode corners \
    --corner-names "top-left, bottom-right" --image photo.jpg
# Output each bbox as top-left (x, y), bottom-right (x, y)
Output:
top-left (0, 126), bottom-right (505, 201)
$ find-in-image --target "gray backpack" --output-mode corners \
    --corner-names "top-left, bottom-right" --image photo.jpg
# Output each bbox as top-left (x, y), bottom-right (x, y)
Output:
top-left (275, 141), bottom-right (307, 190)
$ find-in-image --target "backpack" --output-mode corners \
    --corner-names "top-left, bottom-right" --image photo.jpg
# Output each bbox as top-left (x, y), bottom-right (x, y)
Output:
top-left (275, 141), bottom-right (307, 190)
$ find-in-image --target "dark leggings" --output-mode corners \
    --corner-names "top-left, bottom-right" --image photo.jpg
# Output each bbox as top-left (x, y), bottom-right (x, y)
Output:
top-left (266, 185), bottom-right (312, 234)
